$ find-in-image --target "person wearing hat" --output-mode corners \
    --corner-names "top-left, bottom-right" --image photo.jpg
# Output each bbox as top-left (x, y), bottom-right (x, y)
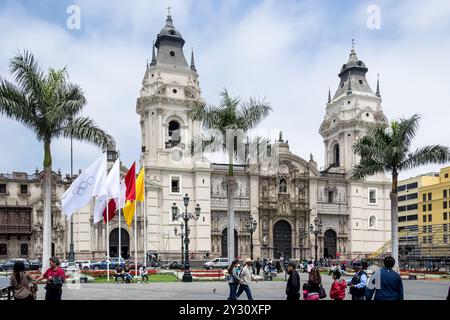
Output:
top-left (236, 258), bottom-right (254, 300)
top-left (347, 260), bottom-right (368, 300)
top-left (36, 257), bottom-right (66, 301)
top-left (286, 261), bottom-right (300, 301)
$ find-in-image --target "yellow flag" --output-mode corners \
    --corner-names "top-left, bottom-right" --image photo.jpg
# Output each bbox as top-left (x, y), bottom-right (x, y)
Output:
top-left (136, 168), bottom-right (145, 202)
top-left (123, 200), bottom-right (136, 227)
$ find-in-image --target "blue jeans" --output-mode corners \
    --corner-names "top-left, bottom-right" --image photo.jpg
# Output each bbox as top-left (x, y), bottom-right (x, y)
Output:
top-left (236, 284), bottom-right (253, 300)
top-left (228, 283), bottom-right (238, 300)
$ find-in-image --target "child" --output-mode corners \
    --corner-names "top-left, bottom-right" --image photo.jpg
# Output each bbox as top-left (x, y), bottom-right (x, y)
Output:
top-left (330, 269), bottom-right (347, 300)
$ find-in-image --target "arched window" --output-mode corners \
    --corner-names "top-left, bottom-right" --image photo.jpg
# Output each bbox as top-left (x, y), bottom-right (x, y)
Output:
top-left (0, 243), bottom-right (7, 255)
top-left (21, 243), bottom-right (28, 255)
top-left (279, 179), bottom-right (287, 193)
top-left (333, 144), bottom-right (340, 167)
top-left (167, 120), bottom-right (180, 148)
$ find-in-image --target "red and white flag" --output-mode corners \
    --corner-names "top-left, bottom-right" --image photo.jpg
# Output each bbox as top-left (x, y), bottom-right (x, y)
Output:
top-left (94, 159), bottom-right (120, 223)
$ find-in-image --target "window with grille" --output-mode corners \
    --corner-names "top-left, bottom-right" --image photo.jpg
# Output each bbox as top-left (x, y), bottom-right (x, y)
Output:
top-left (369, 189), bottom-right (377, 204)
top-left (20, 184), bottom-right (28, 195)
top-left (0, 243), bottom-right (6, 255)
top-left (171, 176), bottom-right (180, 193)
top-left (21, 243), bottom-right (28, 255)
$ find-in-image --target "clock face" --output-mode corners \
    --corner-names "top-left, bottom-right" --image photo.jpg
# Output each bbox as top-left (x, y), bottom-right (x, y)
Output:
top-left (280, 165), bottom-right (289, 174)
top-left (171, 148), bottom-right (183, 161)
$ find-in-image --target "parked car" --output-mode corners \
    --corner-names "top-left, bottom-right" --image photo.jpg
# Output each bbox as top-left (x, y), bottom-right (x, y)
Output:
top-left (28, 260), bottom-right (42, 270)
top-left (60, 260), bottom-right (69, 269)
top-left (91, 257), bottom-right (125, 270)
top-left (76, 260), bottom-right (91, 270)
top-left (0, 259), bottom-right (30, 271)
top-left (162, 261), bottom-right (182, 270)
top-left (203, 258), bottom-right (229, 270)
top-left (63, 262), bottom-right (80, 272)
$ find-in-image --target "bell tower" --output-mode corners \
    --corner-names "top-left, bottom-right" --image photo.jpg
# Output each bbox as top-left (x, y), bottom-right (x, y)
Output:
top-left (136, 13), bottom-right (211, 258)
top-left (318, 42), bottom-right (391, 258)
top-left (319, 42), bottom-right (388, 174)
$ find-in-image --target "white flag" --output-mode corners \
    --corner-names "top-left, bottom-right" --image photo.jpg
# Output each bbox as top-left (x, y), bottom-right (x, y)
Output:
top-left (62, 153), bottom-right (107, 219)
top-left (118, 178), bottom-right (127, 209)
top-left (94, 159), bottom-right (121, 223)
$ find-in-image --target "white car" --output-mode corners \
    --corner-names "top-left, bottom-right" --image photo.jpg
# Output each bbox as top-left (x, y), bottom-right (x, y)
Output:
top-left (203, 258), bottom-right (229, 270)
top-left (76, 260), bottom-right (91, 270)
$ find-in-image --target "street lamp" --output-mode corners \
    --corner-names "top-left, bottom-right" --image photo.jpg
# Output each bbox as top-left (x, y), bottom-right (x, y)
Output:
top-left (246, 217), bottom-right (257, 260)
top-left (309, 217), bottom-right (323, 264)
top-left (171, 194), bottom-right (201, 282)
top-left (174, 222), bottom-right (185, 265)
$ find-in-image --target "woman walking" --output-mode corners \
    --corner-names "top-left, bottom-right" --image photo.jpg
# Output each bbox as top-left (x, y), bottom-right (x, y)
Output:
top-left (226, 259), bottom-right (240, 300)
top-left (10, 260), bottom-right (37, 301)
top-left (302, 268), bottom-right (322, 300)
top-left (330, 269), bottom-right (347, 300)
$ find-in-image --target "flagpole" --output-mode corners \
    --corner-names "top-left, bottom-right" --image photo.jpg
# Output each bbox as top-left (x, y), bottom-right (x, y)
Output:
top-left (143, 171), bottom-right (147, 268)
top-left (119, 209), bottom-right (122, 261)
top-left (106, 198), bottom-right (110, 282)
top-left (134, 204), bottom-right (138, 279)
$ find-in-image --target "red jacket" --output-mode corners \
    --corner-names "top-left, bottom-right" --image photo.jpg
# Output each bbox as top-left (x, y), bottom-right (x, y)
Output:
top-left (330, 279), bottom-right (347, 300)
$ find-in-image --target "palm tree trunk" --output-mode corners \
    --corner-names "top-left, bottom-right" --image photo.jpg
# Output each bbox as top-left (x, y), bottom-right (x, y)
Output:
top-left (227, 148), bottom-right (236, 261)
top-left (390, 172), bottom-right (399, 272)
top-left (42, 140), bottom-right (52, 273)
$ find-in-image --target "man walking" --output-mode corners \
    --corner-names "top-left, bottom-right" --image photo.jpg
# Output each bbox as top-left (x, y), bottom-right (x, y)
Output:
top-left (347, 261), bottom-right (368, 300)
top-left (255, 258), bottom-right (262, 276)
top-left (366, 256), bottom-right (404, 300)
top-left (286, 262), bottom-right (300, 301)
top-left (236, 258), bottom-right (254, 300)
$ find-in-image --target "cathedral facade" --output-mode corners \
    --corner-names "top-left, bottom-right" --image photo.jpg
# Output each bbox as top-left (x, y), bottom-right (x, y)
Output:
top-left (0, 14), bottom-right (391, 262)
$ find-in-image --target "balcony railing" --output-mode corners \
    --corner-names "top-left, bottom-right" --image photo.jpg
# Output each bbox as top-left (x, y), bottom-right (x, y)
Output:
top-left (211, 163), bottom-right (248, 172)
top-left (0, 224), bottom-right (32, 234)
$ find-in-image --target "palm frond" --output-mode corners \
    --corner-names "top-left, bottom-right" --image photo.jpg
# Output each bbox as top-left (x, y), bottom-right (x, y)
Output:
top-left (238, 97), bottom-right (272, 130)
top-left (58, 116), bottom-right (115, 149)
top-left (396, 114), bottom-right (421, 150)
top-left (399, 145), bottom-right (450, 171)
top-left (9, 50), bottom-right (44, 99)
top-left (352, 159), bottom-right (386, 180)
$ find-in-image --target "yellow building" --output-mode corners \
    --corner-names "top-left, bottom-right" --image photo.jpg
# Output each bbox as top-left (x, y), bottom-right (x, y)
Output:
top-left (397, 174), bottom-right (439, 259)
top-left (418, 167), bottom-right (450, 258)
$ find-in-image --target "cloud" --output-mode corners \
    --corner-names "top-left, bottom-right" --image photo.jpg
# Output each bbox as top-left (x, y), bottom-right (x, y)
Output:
top-left (0, 0), bottom-right (449, 181)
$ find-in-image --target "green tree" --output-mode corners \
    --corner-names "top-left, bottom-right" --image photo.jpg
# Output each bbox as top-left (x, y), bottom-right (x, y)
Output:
top-left (191, 89), bottom-right (271, 260)
top-left (0, 51), bottom-right (114, 272)
top-left (352, 114), bottom-right (449, 270)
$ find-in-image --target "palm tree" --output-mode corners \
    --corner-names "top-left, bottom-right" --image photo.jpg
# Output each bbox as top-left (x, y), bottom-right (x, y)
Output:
top-left (191, 89), bottom-right (271, 260)
top-left (352, 114), bottom-right (449, 270)
top-left (0, 51), bottom-right (114, 272)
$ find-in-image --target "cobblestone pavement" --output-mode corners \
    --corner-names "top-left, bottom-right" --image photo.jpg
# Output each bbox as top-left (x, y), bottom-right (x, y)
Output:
top-left (35, 274), bottom-right (449, 300)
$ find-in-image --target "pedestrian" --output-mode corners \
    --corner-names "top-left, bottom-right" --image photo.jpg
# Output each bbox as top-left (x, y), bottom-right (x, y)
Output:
top-left (140, 266), bottom-right (149, 282)
top-left (255, 257), bottom-right (262, 276)
top-left (226, 259), bottom-right (240, 300)
top-left (366, 256), bottom-right (404, 300)
top-left (302, 268), bottom-right (322, 300)
top-left (115, 265), bottom-right (125, 283)
top-left (36, 257), bottom-right (65, 301)
top-left (347, 260), bottom-right (368, 300)
top-left (286, 262), bottom-right (300, 301)
top-left (10, 260), bottom-right (37, 301)
top-left (236, 258), bottom-right (254, 300)
top-left (124, 263), bottom-right (132, 283)
top-left (330, 269), bottom-right (347, 300)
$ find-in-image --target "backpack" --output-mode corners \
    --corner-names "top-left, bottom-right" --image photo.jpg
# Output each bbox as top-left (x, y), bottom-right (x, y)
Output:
top-left (319, 284), bottom-right (327, 299)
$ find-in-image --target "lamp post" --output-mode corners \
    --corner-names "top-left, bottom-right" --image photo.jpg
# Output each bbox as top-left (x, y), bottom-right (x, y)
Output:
top-left (174, 222), bottom-right (185, 265)
top-left (246, 217), bottom-right (257, 260)
top-left (309, 217), bottom-right (323, 264)
top-left (171, 194), bottom-right (201, 282)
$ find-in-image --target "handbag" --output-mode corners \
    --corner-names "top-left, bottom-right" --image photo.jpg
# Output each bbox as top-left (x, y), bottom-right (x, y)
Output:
top-left (319, 285), bottom-right (327, 299)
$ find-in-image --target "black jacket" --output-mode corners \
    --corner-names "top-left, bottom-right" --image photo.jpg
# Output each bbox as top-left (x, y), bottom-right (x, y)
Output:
top-left (286, 271), bottom-right (300, 296)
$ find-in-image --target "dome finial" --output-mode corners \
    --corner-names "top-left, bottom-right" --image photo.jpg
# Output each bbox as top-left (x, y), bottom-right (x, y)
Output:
top-left (165, 7), bottom-right (173, 27)
top-left (150, 41), bottom-right (156, 66)
top-left (351, 38), bottom-right (355, 52)
top-left (376, 73), bottom-right (381, 97)
top-left (190, 47), bottom-right (197, 72)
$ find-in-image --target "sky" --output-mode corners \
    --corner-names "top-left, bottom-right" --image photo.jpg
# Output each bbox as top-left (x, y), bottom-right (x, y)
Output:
top-left (0, 0), bottom-right (449, 180)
